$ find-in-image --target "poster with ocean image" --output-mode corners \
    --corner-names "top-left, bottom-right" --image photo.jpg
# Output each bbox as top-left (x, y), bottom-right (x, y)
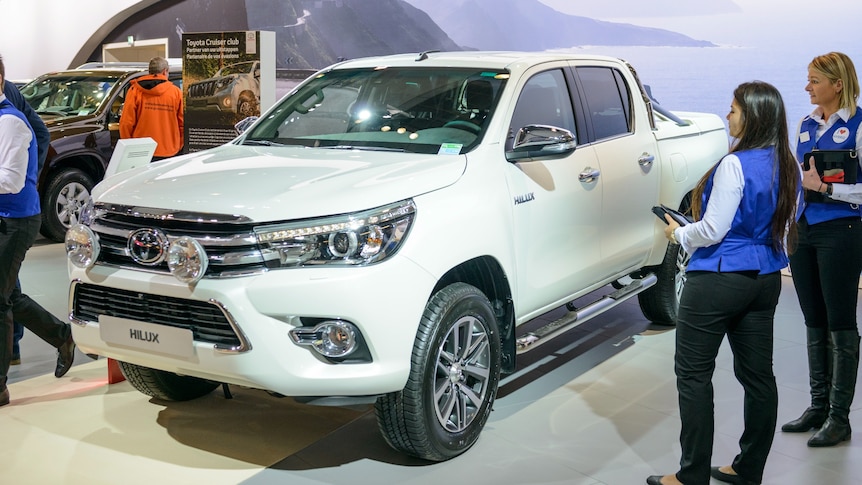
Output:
top-left (409, 0), bottom-right (862, 144)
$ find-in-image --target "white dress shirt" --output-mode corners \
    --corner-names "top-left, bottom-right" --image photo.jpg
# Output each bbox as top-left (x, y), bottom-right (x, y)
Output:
top-left (0, 93), bottom-right (33, 195)
top-left (675, 155), bottom-right (744, 255)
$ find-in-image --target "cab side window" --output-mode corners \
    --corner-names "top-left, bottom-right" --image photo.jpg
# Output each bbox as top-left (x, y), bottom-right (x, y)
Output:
top-left (508, 69), bottom-right (576, 149)
top-left (576, 66), bottom-right (632, 140)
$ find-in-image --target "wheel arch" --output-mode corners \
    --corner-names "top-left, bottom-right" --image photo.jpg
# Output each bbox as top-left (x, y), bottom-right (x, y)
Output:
top-left (38, 152), bottom-right (105, 197)
top-left (432, 256), bottom-right (516, 374)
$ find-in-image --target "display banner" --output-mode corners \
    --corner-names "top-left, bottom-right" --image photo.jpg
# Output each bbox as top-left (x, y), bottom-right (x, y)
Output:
top-left (182, 30), bottom-right (275, 152)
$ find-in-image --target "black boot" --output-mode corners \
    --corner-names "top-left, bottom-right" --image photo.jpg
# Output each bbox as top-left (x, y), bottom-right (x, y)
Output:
top-left (0, 375), bottom-right (8, 407)
top-left (808, 330), bottom-right (859, 447)
top-left (782, 327), bottom-right (830, 432)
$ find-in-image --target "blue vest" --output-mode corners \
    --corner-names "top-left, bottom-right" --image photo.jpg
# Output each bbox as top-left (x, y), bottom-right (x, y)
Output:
top-left (687, 147), bottom-right (791, 274)
top-left (796, 108), bottom-right (862, 224)
top-left (0, 99), bottom-right (40, 218)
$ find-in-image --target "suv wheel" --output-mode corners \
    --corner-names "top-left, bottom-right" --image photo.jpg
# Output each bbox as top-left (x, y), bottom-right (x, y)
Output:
top-left (638, 241), bottom-right (689, 325)
top-left (118, 361), bottom-right (220, 401)
top-left (41, 168), bottom-right (94, 242)
top-left (375, 282), bottom-right (501, 461)
top-left (237, 91), bottom-right (258, 117)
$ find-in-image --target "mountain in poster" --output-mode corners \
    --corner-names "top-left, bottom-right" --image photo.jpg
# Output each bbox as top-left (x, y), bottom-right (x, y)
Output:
top-left (403, 0), bottom-right (715, 50)
top-left (97, 0), bottom-right (713, 70)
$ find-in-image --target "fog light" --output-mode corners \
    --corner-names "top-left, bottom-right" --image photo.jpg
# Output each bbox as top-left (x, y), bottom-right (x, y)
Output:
top-left (290, 320), bottom-right (358, 358)
top-left (167, 236), bottom-right (208, 284)
top-left (65, 224), bottom-right (100, 268)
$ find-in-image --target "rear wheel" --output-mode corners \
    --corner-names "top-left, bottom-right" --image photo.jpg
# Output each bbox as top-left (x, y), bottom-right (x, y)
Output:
top-left (118, 361), bottom-right (220, 401)
top-left (40, 168), bottom-right (94, 242)
top-left (375, 283), bottom-right (501, 461)
top-left (638, 241), bottom-right (689, 325)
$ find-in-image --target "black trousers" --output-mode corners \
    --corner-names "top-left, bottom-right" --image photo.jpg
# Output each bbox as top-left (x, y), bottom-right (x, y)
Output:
top-left (789, 216), bottom-right (862, 331)
top-left (675, 271), bottom-right (780, 485)
top-left (0, 214), bottom-right (69, 387)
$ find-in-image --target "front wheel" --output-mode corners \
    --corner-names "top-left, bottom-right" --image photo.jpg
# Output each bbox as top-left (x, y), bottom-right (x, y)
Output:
top-left (236, 92), bottom-right (258, 117)
top-left (638, 241), bottom-right (689, 325)
top-left (375, 282), bottom-right (501, 461)
top-left (40, 168), bottom-right (94, 242)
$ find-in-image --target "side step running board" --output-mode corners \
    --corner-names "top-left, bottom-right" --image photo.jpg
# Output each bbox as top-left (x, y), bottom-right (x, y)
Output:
top-left (515, 273), bottom-right (658, 354)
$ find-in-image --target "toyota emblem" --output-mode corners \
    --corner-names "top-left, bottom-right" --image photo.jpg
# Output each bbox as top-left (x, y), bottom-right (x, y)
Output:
top-left (128, 228), bottom-right (170, 266)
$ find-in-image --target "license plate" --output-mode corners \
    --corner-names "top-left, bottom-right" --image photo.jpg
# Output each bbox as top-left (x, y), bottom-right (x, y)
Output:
top-left (99, 315), bottom-right (195, 359)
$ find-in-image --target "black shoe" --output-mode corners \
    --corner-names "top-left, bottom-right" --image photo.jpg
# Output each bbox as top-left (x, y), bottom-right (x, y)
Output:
top-left (0, 387), bottom-right (9, 407)
top-left (55, 334), bottom-right (76, 378)
top-left (10, 354), bottom-right (21, 366)
top-left (710, 466), bottom-right (758, 484)
top-left (645, 476), bottom-right (664, 485)
top-left (808, 417), bottom-right (852, 447)
top-left (781, 407), bottom-right (827, 432)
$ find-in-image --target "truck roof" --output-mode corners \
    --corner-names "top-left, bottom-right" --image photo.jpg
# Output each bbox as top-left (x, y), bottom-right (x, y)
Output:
top-left (332, 50), bottom-right (626, 72)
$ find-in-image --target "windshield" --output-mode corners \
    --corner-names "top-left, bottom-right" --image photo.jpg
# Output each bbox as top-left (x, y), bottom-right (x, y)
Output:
top-left (243, 67), bottom-right (507, 155)
top-left (20, 74), bottom-right (121, 117)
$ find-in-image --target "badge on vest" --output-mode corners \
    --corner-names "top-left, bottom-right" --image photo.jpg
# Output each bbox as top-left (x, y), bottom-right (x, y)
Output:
top-left (833, 127), bottom-right (850, 144)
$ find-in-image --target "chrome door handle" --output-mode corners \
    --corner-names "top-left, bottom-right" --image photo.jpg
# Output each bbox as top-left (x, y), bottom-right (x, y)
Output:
top-left (578, 167), bottom-right (600, 183)
top-left (638, 153), bottom-right (655, 167)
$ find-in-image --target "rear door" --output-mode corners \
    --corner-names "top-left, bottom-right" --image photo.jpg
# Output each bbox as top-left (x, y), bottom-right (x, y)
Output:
top-left (572, 64), bottom-right (660, 271)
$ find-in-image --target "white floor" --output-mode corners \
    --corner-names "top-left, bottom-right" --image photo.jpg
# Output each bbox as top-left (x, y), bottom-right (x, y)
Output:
top-left (3, 240), bottom-right (862, 485)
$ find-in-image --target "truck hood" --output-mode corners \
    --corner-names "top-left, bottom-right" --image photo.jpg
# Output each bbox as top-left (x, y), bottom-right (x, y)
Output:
top-left (93, 144), bottom-right (466, 221)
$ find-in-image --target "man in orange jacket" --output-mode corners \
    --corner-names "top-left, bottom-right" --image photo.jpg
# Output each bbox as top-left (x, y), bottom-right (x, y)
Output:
top-left (119, 57), bottom-right (184, 159)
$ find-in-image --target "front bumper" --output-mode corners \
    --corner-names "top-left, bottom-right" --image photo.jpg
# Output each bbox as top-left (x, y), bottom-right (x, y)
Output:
top-left (68, 257), bottom-right (435, 397)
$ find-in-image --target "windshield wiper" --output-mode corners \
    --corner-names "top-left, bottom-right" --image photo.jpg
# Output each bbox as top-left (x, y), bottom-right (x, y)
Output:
top-left (242, 139), bottom-right (287, 147)
top-left (318, 145), bottom-right (407, 153)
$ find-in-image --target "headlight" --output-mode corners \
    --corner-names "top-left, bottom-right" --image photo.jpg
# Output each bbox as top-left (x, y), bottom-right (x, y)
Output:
top-left (255, 200), bottom-right (416, 268)
top-left (65, 224), bottom-right (100, 269)
top-left (167, 236), bottom-right (209, 284)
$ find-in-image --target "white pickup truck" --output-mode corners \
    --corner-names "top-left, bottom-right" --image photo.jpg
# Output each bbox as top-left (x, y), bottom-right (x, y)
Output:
top-left (65, 51), bottom-right (727, 461)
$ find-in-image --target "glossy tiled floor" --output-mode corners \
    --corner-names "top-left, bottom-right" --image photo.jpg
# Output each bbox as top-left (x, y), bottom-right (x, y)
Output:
top-left (4, 240), bottom-right (862, 484)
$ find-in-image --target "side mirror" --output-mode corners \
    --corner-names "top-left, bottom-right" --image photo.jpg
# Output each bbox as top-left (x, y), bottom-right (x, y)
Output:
top-left (506, 125), bottom-right (576, 161)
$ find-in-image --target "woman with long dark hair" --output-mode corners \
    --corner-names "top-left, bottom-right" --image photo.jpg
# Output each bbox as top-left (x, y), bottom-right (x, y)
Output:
top-left (647, 81), bottom-right (801, 485)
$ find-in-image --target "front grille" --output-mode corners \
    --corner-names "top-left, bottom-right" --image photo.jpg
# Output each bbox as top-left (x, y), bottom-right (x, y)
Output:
top-left (188, 80), bottom-right (217, 98)
top-left (72, 282), bottom-right (242, 349)
top-left (90, 204), bottom-right (266, 278)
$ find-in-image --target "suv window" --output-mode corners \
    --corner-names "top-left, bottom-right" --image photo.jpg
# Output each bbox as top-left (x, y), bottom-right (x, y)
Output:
top-left (576, 66), bottom-right (632, 140)
top-left (21, 75), bottom-right (119, 117)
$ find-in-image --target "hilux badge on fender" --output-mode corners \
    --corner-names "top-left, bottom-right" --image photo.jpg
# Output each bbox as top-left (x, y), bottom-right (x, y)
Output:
top-left (514, 192), bottom-right (535, 205)
top-left (128, 228), bottom-right (170, 265)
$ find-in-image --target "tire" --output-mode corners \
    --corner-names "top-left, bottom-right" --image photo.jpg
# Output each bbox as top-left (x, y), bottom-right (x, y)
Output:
top-left (638, 241), bottom-right (689, 326)
top-left (118, 361), bottom-right (220, 401)
top-left (237, 92), bottom-right (258, 117)
top-left (40, 168), bottom-right (94, 242)
top-left (375, 282), bottom-right (501, 461)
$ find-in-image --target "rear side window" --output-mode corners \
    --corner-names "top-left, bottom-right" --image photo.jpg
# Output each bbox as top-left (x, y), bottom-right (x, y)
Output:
top-left (576, 67), bottom-right (632, 140)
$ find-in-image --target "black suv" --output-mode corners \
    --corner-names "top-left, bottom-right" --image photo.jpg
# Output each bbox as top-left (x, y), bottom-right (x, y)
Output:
top-left (19, 62), bottom-right (182, 242)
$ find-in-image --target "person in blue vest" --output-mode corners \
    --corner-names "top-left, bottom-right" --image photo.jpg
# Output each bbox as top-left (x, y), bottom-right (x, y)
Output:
top-left (781, 51), bottom-right (862, 448)
top-left (647, 81), bottom-right (802, 485)
top-left (2, 79), bottom-right (49, 366)
top-left (0, 55), bottom-right (76, 407)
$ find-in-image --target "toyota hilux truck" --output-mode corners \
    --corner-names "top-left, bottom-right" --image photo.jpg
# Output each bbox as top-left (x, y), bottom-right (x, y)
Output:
top-left (65, 51), bottom-right (728, 461)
